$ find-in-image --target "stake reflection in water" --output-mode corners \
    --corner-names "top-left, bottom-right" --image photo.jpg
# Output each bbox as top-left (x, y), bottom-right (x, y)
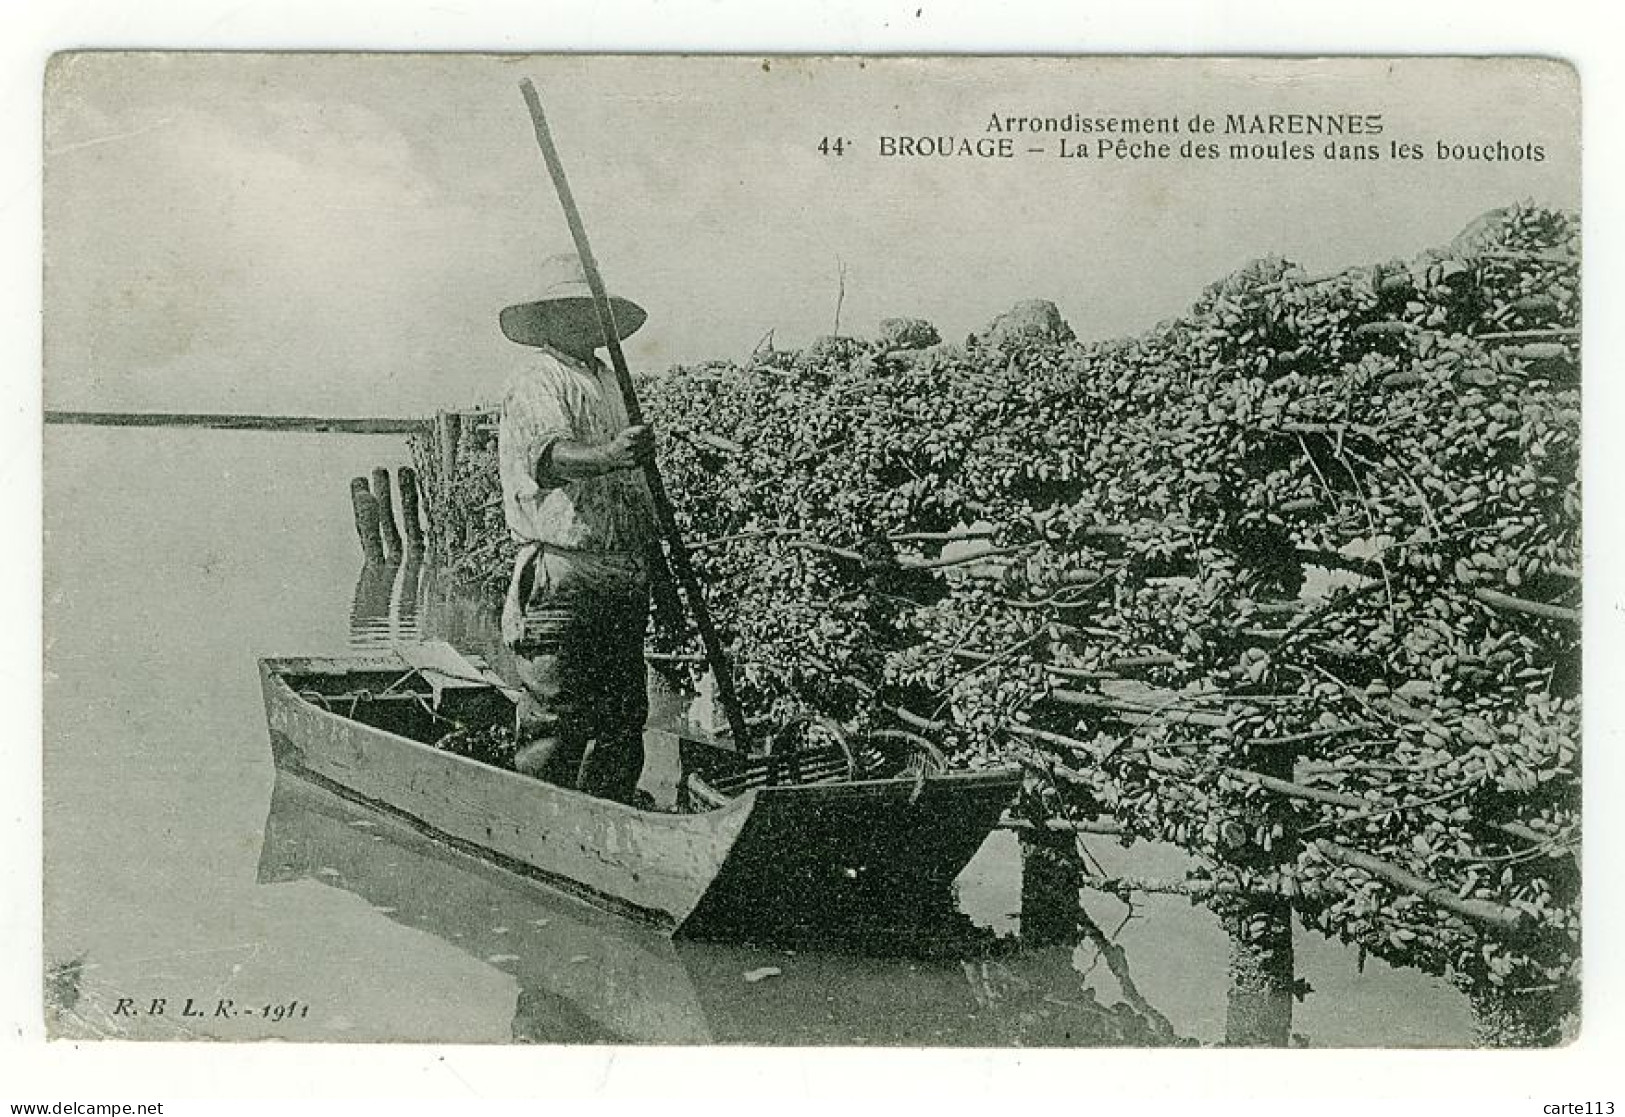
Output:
top-left (348, 557), bottom-right (429, 651)
top-left (1022, 827), bottom-right (1297, 1046)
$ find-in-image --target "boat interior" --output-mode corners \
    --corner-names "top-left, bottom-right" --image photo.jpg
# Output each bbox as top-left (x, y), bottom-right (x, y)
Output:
top-left (280, 660), bottom-right (515, 746)
top-left (272, 649), bottom-right (951, 810)
top-left (678, 717), bottom-right (947, 808)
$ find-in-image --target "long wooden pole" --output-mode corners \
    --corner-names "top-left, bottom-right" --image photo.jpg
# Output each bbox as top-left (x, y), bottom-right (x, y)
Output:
top-left (518, 78), bottom-right (753, 750)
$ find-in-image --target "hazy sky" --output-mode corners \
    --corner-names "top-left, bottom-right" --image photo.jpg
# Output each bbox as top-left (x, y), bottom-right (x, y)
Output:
top-left (43, 54), bottom-right (1578, 417)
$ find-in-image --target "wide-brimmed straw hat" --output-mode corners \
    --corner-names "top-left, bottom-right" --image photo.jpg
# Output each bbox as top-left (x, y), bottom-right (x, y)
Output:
top-left (500, 252), bottom-right (648, 347)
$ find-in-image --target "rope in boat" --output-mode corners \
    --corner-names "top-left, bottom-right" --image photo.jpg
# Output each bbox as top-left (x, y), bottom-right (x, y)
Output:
top-left (346, 689), bottom-right (374, 719)
top-left (299, 684), bottom-right (464, 745)
top-left (379, 668), bottom-right (422, 697)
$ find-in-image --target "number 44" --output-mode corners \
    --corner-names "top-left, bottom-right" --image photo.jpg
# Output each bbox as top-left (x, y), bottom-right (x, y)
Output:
top-left (818, 137), bottom-right (846, 156)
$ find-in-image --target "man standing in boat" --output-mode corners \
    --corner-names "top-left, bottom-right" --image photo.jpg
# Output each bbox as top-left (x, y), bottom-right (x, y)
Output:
top-left (496, 253), bottom-right (658, 804)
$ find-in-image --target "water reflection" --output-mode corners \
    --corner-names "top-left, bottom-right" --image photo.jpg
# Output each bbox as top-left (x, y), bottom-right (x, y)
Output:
top-left (300, 563), bottom-right (1195, 1041)
top-left (320, 560), bottom-right (1473, 1048)
top-left (394, 550), bottom-right (425, 639)
top-left (258, 772), bottom-right (1186, 1046)
top-left (1023, 829), bottom-right (1287, 1046)
top-left (347, 561), bottom-right (397, 647)
top-left (347, 557), bottom-right (429, 651)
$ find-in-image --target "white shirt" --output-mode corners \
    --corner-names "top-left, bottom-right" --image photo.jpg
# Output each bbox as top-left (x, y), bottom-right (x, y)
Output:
top-left (497, 345), bottom-right (657, 556)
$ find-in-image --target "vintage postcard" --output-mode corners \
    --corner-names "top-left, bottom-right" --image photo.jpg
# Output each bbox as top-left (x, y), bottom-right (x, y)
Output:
top-left (41, 53), bottom-right (1579, 1047)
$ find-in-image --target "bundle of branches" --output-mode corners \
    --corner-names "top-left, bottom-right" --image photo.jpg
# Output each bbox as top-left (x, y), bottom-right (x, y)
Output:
top-left (424, 204), bottom-right (1579, 1041)
top-left (640, 204), bottom-right (1580, 1040)
top-left (410, 414), bottom-right (517, 590)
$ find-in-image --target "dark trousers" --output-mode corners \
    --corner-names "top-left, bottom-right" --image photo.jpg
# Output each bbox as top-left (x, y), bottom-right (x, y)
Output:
top-left (511, 591), bottom-right (650, 803)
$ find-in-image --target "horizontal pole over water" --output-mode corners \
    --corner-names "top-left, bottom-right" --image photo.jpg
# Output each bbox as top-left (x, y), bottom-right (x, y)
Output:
top-left (45, 411), bottom-right (431, 434)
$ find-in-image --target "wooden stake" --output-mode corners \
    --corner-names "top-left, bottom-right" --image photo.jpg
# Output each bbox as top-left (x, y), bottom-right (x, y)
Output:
top-left (397, 466), bottom-right (426, 550)
top-left (1018, 826), bottom-right (1079, 945)
top-left (371, 467), bottom-right (403, 561)
top-left (349, 477), bottom-right (385, 564)
top-left (436, 410), bottom-right (462, 480)
top-left (1222, 895), bottom-right (1295, 1047)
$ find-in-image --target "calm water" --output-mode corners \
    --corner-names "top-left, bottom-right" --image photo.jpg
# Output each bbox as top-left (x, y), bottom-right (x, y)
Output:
top-left (42, 427), bottom-right (1474, 1045)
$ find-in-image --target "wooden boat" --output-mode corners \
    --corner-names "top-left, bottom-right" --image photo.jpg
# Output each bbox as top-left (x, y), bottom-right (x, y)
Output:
top-left (259, 770), bottom-right (1157, 1045)
top-left (259, 641), bottom-right (1021, 940)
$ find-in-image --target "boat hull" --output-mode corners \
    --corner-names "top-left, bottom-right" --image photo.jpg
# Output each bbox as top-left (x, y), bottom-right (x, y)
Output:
top-left (260, 655), bottom-right (1020, 939)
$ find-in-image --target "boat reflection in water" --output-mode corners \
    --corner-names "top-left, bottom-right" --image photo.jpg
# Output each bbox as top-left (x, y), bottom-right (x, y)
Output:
top-left (257, 771), bottom-right (1188, 1046)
